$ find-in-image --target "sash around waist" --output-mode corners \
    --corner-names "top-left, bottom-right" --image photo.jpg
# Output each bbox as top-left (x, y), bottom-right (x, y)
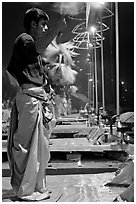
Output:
top-left (19, 84), bottom-right (48, 102)
top-left (21, 83), bottom-right (42, 89)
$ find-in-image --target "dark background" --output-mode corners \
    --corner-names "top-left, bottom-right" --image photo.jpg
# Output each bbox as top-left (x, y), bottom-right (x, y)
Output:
top-left (2, 2), bottom-right (134, 112)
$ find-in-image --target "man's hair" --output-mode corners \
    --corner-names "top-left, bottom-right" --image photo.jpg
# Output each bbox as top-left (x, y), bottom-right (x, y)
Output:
top-left (23, 8), bottom-right (49, 31)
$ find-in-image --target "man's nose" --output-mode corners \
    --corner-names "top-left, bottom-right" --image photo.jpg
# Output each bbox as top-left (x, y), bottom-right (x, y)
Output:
top-left (44, 25), bottom-right (48, 31)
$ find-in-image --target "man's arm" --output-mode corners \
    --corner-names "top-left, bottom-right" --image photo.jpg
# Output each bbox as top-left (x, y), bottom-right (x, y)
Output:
top-left (35, 16), bottom-right (66, 55)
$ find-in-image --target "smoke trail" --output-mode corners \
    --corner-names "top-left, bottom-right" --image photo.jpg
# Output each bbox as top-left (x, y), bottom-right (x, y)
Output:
top-left (53, 2), bottom-right (85, 16)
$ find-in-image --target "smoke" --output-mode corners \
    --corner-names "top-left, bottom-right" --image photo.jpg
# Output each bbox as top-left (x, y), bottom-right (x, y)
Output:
top-left (53, 2), bottom-right (85, 16)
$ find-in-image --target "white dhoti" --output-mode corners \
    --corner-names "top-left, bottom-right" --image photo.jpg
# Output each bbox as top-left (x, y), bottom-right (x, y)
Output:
top-left (7, 87), bottom-right (51, 200)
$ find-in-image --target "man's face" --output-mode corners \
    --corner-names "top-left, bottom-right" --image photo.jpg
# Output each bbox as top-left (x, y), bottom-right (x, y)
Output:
top-left (35, 18), bottom-right (48, 38)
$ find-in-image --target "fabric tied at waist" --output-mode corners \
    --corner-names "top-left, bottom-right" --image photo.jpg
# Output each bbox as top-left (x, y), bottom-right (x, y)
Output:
top-left (20, 86), bottom-right (53, 123)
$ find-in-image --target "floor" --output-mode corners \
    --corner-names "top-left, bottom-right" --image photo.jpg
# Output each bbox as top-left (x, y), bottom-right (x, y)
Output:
top-left (2, 173), bottom-right (127, 202)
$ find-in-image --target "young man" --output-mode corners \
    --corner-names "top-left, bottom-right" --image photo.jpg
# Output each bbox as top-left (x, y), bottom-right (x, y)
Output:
top-left (7, 7), bottom-right (66, 201)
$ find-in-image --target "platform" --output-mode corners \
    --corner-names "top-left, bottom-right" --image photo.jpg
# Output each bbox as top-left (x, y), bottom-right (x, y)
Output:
top-left (49, 138), bottom-right (133, 152)
top-left (2, 115), bottom-right (134, 202)
top-left (2, 172), bottom-right (127, 202)
top-left (3, 158), bottom-right (129, 202)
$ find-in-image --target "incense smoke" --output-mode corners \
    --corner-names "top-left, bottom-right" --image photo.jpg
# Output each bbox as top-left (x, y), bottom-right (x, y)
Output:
top-left (53, 2), bottom-right (85, 16)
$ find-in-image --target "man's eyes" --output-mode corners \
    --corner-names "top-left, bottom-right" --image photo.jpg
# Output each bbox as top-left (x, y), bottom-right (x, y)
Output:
top-left (41, 23), bottom-right (46, 27)
top-left (42, 23), bottom-right (48, 28)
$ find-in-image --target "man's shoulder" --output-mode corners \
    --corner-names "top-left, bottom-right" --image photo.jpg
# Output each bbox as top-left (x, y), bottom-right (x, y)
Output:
top-left (15, 33), bottom-right (34, 44)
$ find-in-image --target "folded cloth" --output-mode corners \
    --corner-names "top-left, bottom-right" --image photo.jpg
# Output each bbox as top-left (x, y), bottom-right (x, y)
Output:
top-left (7, 86), bottom-right (51, 200)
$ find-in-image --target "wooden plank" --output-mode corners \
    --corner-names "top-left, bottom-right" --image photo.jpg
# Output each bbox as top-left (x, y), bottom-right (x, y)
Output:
top-left (50, 138), bottom-right (130, 152)
top-left (52, 124), bottom-right (93, 134)
top-left (56, 117), bottom-right (87, 123)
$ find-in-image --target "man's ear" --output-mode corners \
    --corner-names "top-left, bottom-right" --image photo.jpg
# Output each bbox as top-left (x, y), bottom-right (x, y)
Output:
top-left (31, 21), bottom-right (37, 29)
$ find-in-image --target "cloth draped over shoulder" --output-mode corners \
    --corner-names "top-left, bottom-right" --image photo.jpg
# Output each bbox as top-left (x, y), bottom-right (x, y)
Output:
top-left (7, 86), bottom-right (52, 200)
